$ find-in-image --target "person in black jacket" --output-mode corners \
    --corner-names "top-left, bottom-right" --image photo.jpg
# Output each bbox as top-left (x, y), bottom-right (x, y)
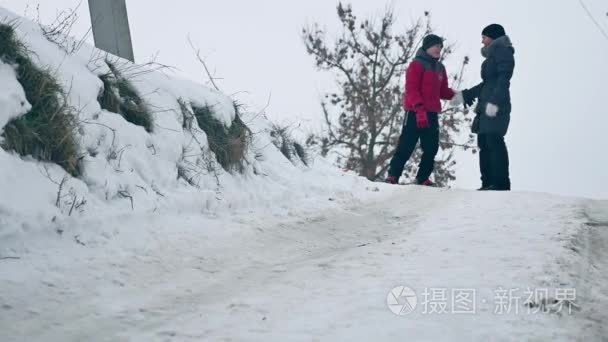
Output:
top-left (462, 24), bottom-right (515, 191)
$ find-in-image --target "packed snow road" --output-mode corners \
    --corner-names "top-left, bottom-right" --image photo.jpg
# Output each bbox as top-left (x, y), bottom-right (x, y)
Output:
top-left (1, 187), bottom-right (607, 341)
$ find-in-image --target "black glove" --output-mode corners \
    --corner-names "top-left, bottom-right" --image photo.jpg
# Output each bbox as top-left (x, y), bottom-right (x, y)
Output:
top-left (461, 89), bottom-right (476, 108)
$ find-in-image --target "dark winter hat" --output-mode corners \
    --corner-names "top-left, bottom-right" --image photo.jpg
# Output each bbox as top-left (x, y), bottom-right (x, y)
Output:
top-left (482, 24), bottom-right (506, 40)
top-left (421, 34), bottom-right (444, 51)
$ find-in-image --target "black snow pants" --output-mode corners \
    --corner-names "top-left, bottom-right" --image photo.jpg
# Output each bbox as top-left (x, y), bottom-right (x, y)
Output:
top-left (478, 134), bottom-right (510, 189)
top-left (388, 111), bottom-right (439, 183)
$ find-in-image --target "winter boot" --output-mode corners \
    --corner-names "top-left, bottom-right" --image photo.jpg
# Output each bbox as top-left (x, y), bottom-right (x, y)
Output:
top-left (385, 175), bottom-right (398, 184)
top-left (417, 179), bottom-right (435, 187)
top-left (484, 184), bottom-right (510, 191)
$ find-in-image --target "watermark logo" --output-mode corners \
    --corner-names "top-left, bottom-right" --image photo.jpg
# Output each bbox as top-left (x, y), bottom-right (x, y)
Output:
top-left (386, 286), bottom-right (578, 316)
top-left (387, 286), bottom-right (418, 315)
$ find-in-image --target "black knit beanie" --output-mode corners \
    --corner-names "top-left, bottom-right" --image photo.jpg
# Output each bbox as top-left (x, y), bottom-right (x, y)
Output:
top-left (421, 34), bottom-right (444, 51)
top-left (482, 24), bottom-right (506, 39)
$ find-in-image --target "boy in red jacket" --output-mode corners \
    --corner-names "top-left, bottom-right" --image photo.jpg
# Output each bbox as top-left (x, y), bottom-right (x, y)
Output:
top-left (386, 34), bottom-right (462, 185)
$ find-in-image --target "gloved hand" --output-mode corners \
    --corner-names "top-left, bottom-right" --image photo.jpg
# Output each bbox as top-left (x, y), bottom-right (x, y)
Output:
top-left (485, 103), bottom-right (499, 117)
top-left (461, 89), bottom-right (475, 108)
top-left (415, 107), bottom-right (429, 129)
top-left (450, 91), bottom-right (464, 107)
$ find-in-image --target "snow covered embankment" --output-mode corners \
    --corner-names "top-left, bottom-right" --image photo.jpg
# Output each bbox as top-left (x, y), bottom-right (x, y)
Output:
top-left (0, 6), bottom-right (376, 246)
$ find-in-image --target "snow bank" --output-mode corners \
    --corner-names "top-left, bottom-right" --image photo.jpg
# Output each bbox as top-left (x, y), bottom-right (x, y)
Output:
top-left (0, 6), bottom-right (376, 244)
top-left (0, 61), bottom-right (30, 129)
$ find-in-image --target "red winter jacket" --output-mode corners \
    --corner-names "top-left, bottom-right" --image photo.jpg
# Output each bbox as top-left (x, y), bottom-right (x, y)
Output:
top-left (403, 49), bottom-right (455, 113)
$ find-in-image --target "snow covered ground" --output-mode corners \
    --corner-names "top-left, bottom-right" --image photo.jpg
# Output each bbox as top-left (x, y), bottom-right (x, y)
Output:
top-left (1, 5), bottom-right (608, 342)
top-left (2, 187), bottom-right (608, 341)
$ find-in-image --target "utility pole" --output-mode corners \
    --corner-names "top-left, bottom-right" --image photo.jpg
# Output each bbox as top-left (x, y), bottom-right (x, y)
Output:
top-left (88, 0), bottom-right (135, 62)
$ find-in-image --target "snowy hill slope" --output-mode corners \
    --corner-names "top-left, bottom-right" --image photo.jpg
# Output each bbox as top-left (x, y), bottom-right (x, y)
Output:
top-left (1, 187), bottom-right (607, 341)
top-left (0, 6), bottom-right (374, 242)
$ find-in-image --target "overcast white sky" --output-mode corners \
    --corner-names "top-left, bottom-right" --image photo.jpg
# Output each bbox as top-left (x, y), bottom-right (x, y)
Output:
top-left (1, 0), bottom-right (607, 199)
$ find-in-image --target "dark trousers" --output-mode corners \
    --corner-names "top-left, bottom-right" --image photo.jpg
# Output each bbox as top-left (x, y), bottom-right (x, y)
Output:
top-left (478, 134), bottom-right (510, 189)
top-left (388, 112), bottom-right (439, 182)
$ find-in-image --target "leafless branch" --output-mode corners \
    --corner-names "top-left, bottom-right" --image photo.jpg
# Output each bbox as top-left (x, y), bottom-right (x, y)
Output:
top-left (118, 190), bottom-right (134, 210)
top-left (187, 34), bottom-right (222, 91)
top-left (578, 0), bottom-right (608, 41)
